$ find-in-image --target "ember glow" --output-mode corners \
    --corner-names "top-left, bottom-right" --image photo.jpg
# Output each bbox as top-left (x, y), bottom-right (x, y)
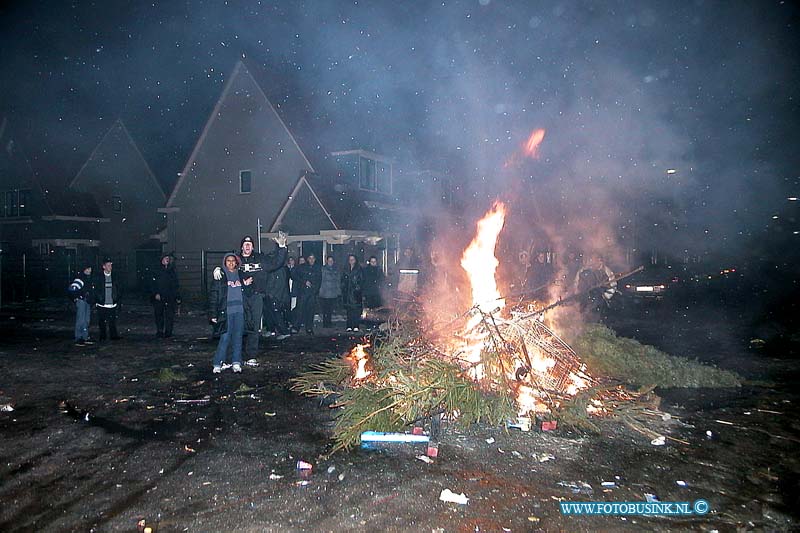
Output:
top-left (522, 128), bottom-right (546, 159)
top-left (346, 343), bottom-right (372, 380)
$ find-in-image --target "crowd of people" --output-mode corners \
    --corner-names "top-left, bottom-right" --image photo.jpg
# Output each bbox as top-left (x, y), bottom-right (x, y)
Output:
top-left (67, 234), bottom-right (618, 373)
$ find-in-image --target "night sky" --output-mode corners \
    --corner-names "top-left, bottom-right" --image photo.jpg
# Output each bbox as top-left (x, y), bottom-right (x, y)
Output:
top-left (1, 1), bottom-right (798, 264)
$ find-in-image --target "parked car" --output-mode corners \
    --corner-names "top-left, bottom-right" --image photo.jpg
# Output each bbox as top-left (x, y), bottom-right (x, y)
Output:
top-left (620, 266), bottom-right (680, 301)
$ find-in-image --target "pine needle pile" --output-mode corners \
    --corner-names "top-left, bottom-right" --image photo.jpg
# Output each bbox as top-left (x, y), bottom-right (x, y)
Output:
top-left (290, 328), bottom-right (515, 454)
top-left (573, 324), bottom-right (742, 389)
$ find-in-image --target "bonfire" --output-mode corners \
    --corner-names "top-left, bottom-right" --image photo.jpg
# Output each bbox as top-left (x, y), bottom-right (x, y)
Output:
top-left (292, 131), bottom-right (741, 454)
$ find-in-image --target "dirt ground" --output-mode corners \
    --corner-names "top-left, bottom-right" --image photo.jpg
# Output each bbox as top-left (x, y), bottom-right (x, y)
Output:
top-left (1, 297), bottom-right (798, 532)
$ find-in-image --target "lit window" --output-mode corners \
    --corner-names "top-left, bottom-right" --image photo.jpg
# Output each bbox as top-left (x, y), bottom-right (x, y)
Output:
top-left (240, 170), bottom-right (252, 193)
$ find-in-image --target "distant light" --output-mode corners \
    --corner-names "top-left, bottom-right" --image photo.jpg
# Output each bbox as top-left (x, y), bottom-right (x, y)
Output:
top-left (666, 169), bottom-right (677, 175)
top-left (788, 197), bottom-right (798, 201)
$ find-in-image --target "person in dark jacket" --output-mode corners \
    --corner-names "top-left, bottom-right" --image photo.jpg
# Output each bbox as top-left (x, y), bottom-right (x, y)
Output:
top-left (151, 253), bottom-right (181, 338)
top-left (265, 260), bottom-right (291, 339)
top-left (213, 232), bottom-right (288, 357)
top-left (362, 256), bottom-right (385, 309)
top-left (69, 263), bottom-right (94, 345)
top-left (208, 253), bottom-right (253, 373)
top-left (319, 256), bottom-right (341, 328)
top-left (93, 257), bottom-right (122, 341)
top-left (295, 253), bottom-right (322, 334)
top-left (341, 254), bottom-right (363, 332)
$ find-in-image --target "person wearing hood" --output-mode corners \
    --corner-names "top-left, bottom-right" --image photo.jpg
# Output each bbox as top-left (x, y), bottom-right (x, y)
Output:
top-left (213, 232), bottom-right (288, 357)
top-left (208, 253), bottom-right (252, 373)
top-left (68, 262), bottom-right (94, 346)
top-left (151, 253), bottom-right (181, 338)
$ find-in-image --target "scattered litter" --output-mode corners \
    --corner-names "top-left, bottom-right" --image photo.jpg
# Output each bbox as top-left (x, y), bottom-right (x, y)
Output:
top-left (661, 412), bottom-right (672, 421)
top-left (188, 471), bottom-right (193, 476)
top-left (264, 412), bottom-right (276, 417)
top-left (557, 481), bottom-right (593, 495)
top-left (485, 437), bottom-right (495, 444)
top-left (439, 488), bottom-right (469, 505)
top-left (245, 359), bottom-right (259, 367)
top-left (645, 493), bottom-right (660, 503)
top-left (412, 426), bottom-right (424, 435)
top-left (327, 466), bottom-right (336, 474)
top-left (202, 481), bottom-right (211, 486)
top-left (507, 417), bottom-right (531, 432)
top-left (705, 430), bottom-right (714, 438)
top-left (417, 455), bottom-right (434, 464)
top-left (527, 516), bottom-right (540, 523)
top-left (534, 453), bottom-right (555, 463)
top-left (511, 450), bottom-right (522, 458)
top-left (187, 363), bottom-right (194, 368)
top-left (497, 448), bottom-right (505, 454)
top-left (541, 420), bottom-right (558, 431)
top-left (269, 473), bottom-right (284, 480)
top-left (184, 445), bottom-right (196, 453)
top-left (426, 443), bottom-right (439, 458)
top-left (338, 473), bottom-right (345, 481)
top-left (296, 480), bottom-right (309, 486)
top-left (1, 404), bottom-right (14, 412)
top-left (175, 397), bottom-right (210, 405)
top-left (296, 460), bottom-right (313, 470)
top-left (676, 480), bottom-right (687, 487)
top-left (137, 518), bottom-right (154, 533)
top-left (221, 363), bottom-right (232, 370)
top-left (360, 431), bottom-right (430, 444)
top-left (601, 481), bottom-right (616, 488)
top-left (650, 436), bottom-right (666, 446)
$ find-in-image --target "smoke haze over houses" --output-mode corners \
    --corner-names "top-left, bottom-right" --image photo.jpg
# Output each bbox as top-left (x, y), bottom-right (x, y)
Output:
top-left (1, 1), bottom-right (798, 264)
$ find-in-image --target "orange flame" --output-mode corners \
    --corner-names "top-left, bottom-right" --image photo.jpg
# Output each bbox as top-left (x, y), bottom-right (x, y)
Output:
top-left (523, 128), bottom-right (546, 159)
top-left (460, 201), bottom-right (507, 314)
top-left (346, 343), bottom-right (372, 380)
top-left (458, 201), bottom-right (507, 380)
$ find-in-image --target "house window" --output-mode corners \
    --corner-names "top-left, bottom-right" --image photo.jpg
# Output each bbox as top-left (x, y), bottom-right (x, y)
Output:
top-left (377, 161), bottom-right (392, 194)
top-left (359, 157), bottom-right (377, 191)
top-left (240, 170), bottom-right (252, 193)
top-left (4, 190), bottom-right (18, 217)
top-left (112, 195), bottom-right (122, 212)
top-left (18, 189), bottom-right (30, 215)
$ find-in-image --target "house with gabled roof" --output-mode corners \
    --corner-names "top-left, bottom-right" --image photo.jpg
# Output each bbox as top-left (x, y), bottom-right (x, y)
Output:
top-left (161, 60), bottom-right (315, 256)
top-left (68, 119), bottom-right (166, 288)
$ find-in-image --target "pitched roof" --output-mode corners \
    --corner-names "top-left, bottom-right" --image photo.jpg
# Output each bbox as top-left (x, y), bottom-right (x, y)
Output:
top-left (70, 119), bottom-right (165, 199)
top-left (167, 60), bottom-right (315, 207)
